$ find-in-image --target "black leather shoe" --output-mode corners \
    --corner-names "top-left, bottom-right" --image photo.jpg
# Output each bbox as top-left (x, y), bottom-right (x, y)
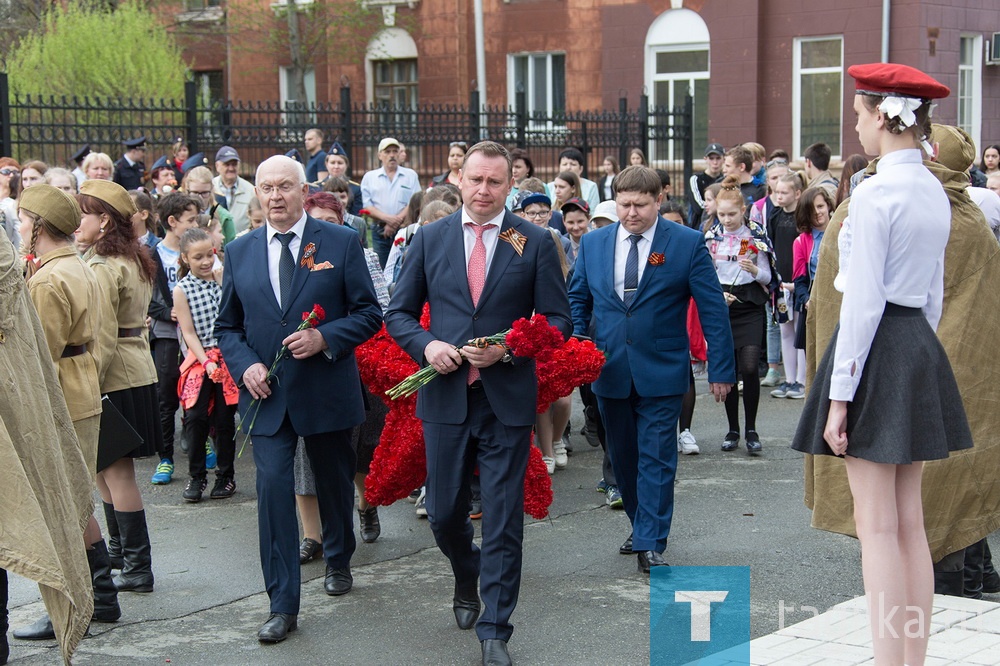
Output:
top-left (358, 506), bottom-right (381, 544)
top-left (637, 550), bottom-right (669, 574)
top-left (481, 638), bottom-right (512, 666)
top-left (324, 566), bottom-right (353, 596)
top-left (12, 615), bottom-right (55, 641)
top-left (257, 613), bottom-right (297, 643)
top-left (721, 432), bottom-right (740, 452)
top-left (745, 431), bottom-right (762, 456)
top-left (453, 585), bottom-right (481, 630)
top-left (619, 532), bottom-right (633, 555)
top-left (298, 538), bottom-right (322, 564)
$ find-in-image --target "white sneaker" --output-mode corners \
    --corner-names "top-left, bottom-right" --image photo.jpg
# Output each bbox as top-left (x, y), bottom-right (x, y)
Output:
top-left (552, 441), bottom-right (568, 469)
top-left (415, 486), bottom-right (428, 518)
top-left (678, 429), bottom-right (700, 455)
top-left (761, 368), bottom-right (782, 387)
top-left (542, 456), bottom-right (556, 475)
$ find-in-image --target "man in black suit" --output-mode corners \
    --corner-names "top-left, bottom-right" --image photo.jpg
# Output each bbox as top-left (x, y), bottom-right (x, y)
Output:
top-left (216, 155), bottom-right (382, 644)
top-left (386, 141), bottom-right (571, 666)
top-left (113, 136), bottom-right (146, 191)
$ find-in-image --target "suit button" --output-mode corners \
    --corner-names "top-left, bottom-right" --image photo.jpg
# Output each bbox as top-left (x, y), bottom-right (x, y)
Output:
top-left (473, 315), bottom-right (479, 320)
top-left (626, 313), bottom-right (632, 318)
top-left (626, 339), bottom-right (632, 345)
top-left (281, 320), bottom-right (287, 327)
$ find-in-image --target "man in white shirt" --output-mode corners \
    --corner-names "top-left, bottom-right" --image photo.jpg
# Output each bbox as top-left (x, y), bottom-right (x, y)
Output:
top-left (360, 137), bottom-right (420, 268)
top-left (212, 146), bottom-right (255, 234)
top-left (546, 147), bottom-right (600, 212)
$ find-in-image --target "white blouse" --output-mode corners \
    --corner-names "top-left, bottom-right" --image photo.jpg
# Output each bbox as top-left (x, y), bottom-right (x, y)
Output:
top-left (708, 226), bottom-right (772, 287)
top-left (830, 149), bottom-right (950, 402)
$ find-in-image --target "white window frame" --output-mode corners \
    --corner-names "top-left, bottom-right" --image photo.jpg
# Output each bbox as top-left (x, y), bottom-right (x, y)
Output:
top-left (506, 52), bottom-right (566, 130)
top-left (279, 66), bottom-right (316, 126)
top-left (792, 35), bottom-right (843, 159)
top-left (646, 44), bottom-right (709, 163)
top-left (958, 33), bottom-right (983, 154)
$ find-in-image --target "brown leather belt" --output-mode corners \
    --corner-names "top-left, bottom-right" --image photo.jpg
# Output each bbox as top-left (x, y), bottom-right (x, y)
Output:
top-left (61, 344), bottom-right (87, 358)
top-left (118, 327), bottom-right (144, 338)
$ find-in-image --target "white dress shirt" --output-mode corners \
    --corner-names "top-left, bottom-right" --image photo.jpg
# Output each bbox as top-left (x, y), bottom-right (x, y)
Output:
top-left (966, 186), bottom-right (1000, 243)
top-left (461, 207), bottom-right (504, 275)
top-left (830, 149), bottom-right (950, 401)
top-left (708, 226), bottom-right (772, 287)
top-left (613, 222), bottom-right (657, 300)
top-left (266, 213), bottom-right (308, 307)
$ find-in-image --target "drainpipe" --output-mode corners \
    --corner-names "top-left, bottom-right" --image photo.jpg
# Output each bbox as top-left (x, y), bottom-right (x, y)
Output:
top-left (881, 0), bottom-right (891, 62)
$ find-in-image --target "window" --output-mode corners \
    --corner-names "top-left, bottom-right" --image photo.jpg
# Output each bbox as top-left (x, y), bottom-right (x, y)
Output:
top-left (793, 36), bottom-right (843, 158)
top-left (958, 34), bottom-right (982, 153)
top-left (373, 58), bottom-right (418, 109)
top-left (508, 53), bottom-right (566, 125)
top-left (279, 66), bottom-right (316, 125)
top-left (644, 9), bottom-right (710, 163)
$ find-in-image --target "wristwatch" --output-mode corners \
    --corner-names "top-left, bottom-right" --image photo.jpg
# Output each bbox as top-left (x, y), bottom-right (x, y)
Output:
top-left (501, 345), bottom-right (513, 363)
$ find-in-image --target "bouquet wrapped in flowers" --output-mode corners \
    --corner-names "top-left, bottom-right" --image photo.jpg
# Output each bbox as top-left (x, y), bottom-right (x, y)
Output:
top-left (361, 312), bottom-right (605, 519)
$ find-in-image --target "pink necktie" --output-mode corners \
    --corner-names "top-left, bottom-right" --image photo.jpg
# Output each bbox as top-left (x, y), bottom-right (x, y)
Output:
top-left (466, 222), bottom-right (496, 383)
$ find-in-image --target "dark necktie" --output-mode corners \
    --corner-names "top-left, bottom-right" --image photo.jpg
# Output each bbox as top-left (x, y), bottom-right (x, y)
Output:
top-left (624, 234), bottom-right (642, 306)
top-left (276, 232), bottom-right (295, 307)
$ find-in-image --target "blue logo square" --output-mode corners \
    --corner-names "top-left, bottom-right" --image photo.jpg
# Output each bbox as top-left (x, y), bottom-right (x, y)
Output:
top-left (650, 566), bottom-right (750, 665)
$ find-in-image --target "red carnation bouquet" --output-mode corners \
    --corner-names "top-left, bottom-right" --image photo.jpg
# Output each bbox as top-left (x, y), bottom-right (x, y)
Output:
top-left (238, 303), bottom-right (326, 439)
top-left (361, 312), bottom-right (605, 518)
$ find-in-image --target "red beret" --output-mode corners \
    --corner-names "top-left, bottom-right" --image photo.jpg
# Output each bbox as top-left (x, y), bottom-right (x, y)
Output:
top-left (848, 63), bottom-right (950, 99)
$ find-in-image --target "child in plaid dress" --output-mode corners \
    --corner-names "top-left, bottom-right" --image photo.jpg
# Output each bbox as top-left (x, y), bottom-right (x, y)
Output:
top-left (173, 228), bottom-right (239, 502)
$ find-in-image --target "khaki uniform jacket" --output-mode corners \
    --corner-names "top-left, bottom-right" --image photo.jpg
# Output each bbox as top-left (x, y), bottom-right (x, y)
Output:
top-left (27, 246), bottom-right (108, 421)
top-left (804, 158), bottom-right (1000, 562)
top-left (85, 251), bottom-right (157, 393)
top-left (0, 235), bottom-right (94, 664)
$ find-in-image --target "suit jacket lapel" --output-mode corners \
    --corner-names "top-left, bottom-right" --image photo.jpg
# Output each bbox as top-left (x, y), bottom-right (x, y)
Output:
top-left (634, 218), bottom-right (672, 303)
top-left (605, 223), bottom-right (626, 311)
top-left (476, 213), bottom-right (518, 311)
top-left (444, 215), bottom-right (475, 310)
top-left (282, 217), bottom-right (322, 315)
top-left (252, 228), bottom-right (281, 316)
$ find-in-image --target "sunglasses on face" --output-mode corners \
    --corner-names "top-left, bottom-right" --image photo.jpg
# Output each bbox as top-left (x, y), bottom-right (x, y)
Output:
top-left (0, 169), bottom-right (16, 176)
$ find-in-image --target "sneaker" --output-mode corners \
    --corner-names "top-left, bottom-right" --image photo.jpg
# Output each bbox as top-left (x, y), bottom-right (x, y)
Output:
top-left (737, 380), bottom-right (744, 393)
top-left (469, 495), bottom-right (482, 520)
top-left (183, 477), bottom-right (207, 503)
top-left (415, 486), bottom-right (428, 518)
top-left (209, 476), bottom-right (236, 499)
top-left (605, 485), bottom-right (624, 509)
top-left (721, 431), bottom-right (740, 452)
top-left (596, 478), bottom-right (609, 494)
top-left (150, 459), bottom-right (174, 485)
top-left (542, 456), bottom-right (556, 475)
top-left (205, 441), bottom-right (217, 470)
top-left (678, 429), bottom-right (700, 455)
top-left (761, 368), bottom-right (782, 387)
top-left (785, 382), bottom-right (805, 399)
top-left (770, 382), bottom-right (791, 398)
top-left (552, 441), bottom-right (568, 469)
top-left (407, 487), bottom-right (422, 503)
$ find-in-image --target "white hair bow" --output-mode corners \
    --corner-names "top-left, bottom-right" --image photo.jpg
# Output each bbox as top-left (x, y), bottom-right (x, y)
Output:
top-left (878, 95), bottom-right (922, 129)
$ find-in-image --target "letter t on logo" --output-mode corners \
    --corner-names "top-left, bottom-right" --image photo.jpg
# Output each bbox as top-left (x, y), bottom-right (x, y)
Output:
top-left (675, 591), bottom-right (729, 641)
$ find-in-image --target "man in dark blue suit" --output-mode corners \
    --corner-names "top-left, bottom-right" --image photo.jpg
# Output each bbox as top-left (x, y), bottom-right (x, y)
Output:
top-left (385, 141), bottom-right (570, 666)
top-left (216, 155), bottom-right (382, 643)
top-left (568, 166), bottom-right (736, 573)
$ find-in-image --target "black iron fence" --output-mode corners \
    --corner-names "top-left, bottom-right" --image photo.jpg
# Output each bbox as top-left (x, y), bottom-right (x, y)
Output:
top-left (0, 73), bottom-right (693, 197)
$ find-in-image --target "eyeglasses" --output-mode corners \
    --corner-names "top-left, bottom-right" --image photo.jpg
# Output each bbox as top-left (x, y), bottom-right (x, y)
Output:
top-left (258, 182), bottom-right (299, 195)
top-left (523, 210), bottom-right (551, 219)
top-left (0, 169), bottom-right (16, 176)
top-left (188, 189), bottom-right (214, 197)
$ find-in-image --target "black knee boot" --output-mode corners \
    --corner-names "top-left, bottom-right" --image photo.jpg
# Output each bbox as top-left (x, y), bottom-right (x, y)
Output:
top-left (112, 510), bottom-right (154, 593)
top-left (933, 547), bottom-right (966, 597)
top-left (983, 541), bottom-right (1000, 594)
top-left (103, 502), bottom-right (123, 570)
top-left (1, 568), bottom-right (9, 665)
top-left (89, 541), bottom-right (121, 622)
top-left (964, 539), bottom-right (986, 599)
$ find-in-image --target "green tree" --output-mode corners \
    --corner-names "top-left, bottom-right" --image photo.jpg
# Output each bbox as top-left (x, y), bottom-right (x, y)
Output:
top-left (6, 0), bottom-right (188, 100)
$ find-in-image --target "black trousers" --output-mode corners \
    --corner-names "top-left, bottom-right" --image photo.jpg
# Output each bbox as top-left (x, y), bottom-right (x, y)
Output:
top-left (182, 375), bottom-right (237, 479)
top-left (152, 338), bottom-right (181, 462)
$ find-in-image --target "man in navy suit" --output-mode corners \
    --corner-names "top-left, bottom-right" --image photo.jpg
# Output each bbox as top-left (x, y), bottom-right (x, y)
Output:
top-left (385, 141), bottom-right (570, 666)
top-left (216, 155), bottom-right (382, 643)
top-left (568, 165), bottom-right (736, 573)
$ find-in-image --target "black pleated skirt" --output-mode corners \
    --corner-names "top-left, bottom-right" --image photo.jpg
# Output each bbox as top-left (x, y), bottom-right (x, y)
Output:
top-left (105, 383), bottom-right (162, 459)
top-left (792, 304), bottom-right (973, 464)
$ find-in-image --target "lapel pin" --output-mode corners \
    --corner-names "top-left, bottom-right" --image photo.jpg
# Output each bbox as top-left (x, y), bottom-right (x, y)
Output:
top-left (648, 252), bottom-right (665, 266)
top-left (300, 242), bottom-right (317, 269)
top-left (499, 228), bottom-right (527, 257)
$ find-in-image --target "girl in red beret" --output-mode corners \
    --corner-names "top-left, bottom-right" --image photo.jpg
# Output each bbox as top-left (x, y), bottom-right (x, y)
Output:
top-left (793, 63), bottom-right (972, 666)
